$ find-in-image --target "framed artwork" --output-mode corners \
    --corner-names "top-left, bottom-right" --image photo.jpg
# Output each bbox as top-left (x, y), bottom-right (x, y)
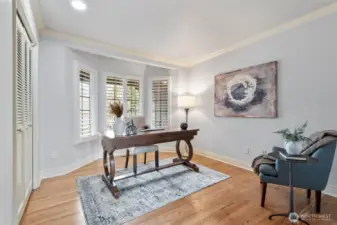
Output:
top-left (214, 61), bottom-right (277, 118)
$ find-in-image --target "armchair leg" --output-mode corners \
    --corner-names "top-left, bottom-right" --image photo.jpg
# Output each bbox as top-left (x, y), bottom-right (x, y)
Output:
top-left (315, 191), bottom-right (321, 213)
top-left (260, 182), bottom-right (267, 207)
top-left (125, 149), bottom-right (130, 168)
top-left (144, 152), bottom-right (147, 164)
top-left (155, 150), bottom-right (159, 168)
top-left (307, 189), bottom-right (311, 199)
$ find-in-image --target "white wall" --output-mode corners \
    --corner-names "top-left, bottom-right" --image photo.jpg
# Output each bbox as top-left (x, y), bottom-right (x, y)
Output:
top-left (38, 40), bottom-right (184, 178)
top-left (39, 41), bottom-right (102, 178)
top-left (0, 1), bottom-right (14, 225)
top-left (187, 13), bottom-right (337, 196)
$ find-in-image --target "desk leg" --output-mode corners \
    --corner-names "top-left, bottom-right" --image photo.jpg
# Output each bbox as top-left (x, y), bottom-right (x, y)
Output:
top-left (174, 140), bottom-right (199, 172)
top-left (102, 150), bottom-right (119, 199)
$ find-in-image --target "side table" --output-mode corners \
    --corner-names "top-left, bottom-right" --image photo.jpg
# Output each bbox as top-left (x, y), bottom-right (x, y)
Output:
top-left (268, 151), bottom-right (318, 225)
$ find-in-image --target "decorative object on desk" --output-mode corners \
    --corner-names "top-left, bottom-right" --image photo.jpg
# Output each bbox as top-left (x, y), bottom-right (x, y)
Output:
top-left (76, 158), bottom-right (230, 225)
top-left (214, 61), bottom-right (277, 118)
top-left (110, 102), bottom-right (125, 136)
top-left (274, 121), bottom-right (310, 155)
top-left (142, 125), bottom-right (149, 129)
top-left (178, 94), bottom-right (196, 130)
top-left (124, 119), bottom-right (137, 136)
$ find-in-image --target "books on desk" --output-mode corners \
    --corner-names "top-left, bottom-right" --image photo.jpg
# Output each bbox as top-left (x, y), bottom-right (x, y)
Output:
top-left (279, 152), bottom-right (307, 161)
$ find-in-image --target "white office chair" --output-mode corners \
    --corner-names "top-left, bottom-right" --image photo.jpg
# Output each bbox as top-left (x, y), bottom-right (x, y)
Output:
top-left (125, 116), bottom-right (159, 175)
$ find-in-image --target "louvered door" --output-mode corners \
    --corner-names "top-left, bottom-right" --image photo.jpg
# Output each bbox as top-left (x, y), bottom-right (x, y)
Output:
top-left (14, 18), bottom-right (33, 224)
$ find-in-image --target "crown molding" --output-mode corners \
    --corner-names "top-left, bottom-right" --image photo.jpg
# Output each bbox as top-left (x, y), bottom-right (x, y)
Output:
top-left (35, 2), bottom-right (337, 68)
top-left (192, 2), bottom-right (337, 66)
top-left (40, 28), bottom-right (192, 68)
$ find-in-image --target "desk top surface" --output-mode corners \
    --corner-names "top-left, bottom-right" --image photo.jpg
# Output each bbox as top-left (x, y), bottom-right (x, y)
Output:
top-left (103, 128), bottom-right (199, 139)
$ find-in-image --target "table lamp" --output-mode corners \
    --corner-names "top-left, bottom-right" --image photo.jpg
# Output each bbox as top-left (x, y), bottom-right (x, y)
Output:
top-left (178, 94), bottom-right (196, 130)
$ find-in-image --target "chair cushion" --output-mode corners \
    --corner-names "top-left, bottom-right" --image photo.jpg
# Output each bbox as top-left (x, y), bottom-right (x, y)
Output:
top-left (133, 145), bottom-right (159, 154)
top-left (259, 164), bottom-right (277, 177)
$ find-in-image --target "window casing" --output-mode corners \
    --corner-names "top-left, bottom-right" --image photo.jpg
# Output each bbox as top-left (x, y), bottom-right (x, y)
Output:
top-left (149, 77), bottom-right (171, 128)
top-left (79, 70), bottom-right (92, 137)
top-left (75, 62), bottom-right (98, 143)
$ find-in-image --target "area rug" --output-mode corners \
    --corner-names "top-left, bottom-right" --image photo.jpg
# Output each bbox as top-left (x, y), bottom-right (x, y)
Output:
top-left (76, 158), bottom-right (230, 225)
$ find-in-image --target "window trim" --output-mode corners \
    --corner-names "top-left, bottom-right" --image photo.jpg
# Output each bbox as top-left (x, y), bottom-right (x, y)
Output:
top-left (147, 76), bottom-right (172, 129)
top-left (102, 73), bottom-right (143, 129)
top-left (73, 60), bottom-right (98, 144)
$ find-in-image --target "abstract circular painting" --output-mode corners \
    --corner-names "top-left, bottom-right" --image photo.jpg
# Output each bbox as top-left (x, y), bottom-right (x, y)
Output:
top-left (214, 61), bottom-right (277, 118)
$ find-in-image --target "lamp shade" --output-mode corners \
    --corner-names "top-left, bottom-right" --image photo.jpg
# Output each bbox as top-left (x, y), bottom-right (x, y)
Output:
top-left (178, 95), bottom-right (196, 108)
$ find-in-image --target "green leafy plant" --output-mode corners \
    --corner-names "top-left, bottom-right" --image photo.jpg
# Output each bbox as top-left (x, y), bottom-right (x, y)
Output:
top-left (274, 121), bottom-right (311, 142)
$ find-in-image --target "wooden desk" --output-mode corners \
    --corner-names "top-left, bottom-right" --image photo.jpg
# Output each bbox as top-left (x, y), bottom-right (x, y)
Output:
top-left (101, 128), bottom-right (199, 198)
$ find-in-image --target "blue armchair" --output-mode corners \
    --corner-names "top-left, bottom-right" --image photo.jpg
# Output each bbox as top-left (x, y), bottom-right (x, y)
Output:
top-left (259, 141), bottom-right (337, 213)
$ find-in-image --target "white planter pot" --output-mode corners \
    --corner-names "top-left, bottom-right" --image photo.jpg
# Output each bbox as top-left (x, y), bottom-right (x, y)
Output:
top-left (113, 117), bottom-right (125, 136)
top-left (284, 141), bottom-right (303, 155)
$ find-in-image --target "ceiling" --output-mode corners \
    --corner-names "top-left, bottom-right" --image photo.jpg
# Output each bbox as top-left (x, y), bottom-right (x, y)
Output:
top-left (33, 0), bottom-right (337, 67)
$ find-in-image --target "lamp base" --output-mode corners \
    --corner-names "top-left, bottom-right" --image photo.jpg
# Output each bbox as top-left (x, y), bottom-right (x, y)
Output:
top-left (180, 123), bottom-right (188, 130)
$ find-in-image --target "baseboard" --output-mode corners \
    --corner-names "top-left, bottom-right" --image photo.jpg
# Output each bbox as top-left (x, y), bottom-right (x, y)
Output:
top-left (40, 145), bottom-right (175, 179)
top-left (41, 152), bottom-right (102, 179)
top-left (194, 149), bottom-right (253, 172)
top-left (324, 185), bottom-right (337, 198)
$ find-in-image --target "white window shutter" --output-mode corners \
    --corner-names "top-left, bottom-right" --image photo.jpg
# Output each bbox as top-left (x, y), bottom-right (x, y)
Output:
top-left (106, 76), bottom-right (123, 128)
top-left (79, 70), bottom-right (92, 137)
top-left (151, 79), bottom-right (169, 128)
top-left (126, 78), bottom-right (141, 117)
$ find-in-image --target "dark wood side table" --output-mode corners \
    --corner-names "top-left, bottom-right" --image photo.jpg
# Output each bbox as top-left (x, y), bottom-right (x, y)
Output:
top-left (268, 151), bottom-right (318, 225)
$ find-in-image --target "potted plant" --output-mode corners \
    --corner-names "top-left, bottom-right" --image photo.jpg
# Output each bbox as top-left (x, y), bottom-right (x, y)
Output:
top-left (110, 102), bottom-right (125, 136)
top-left (274, 121), bottom-right (310, 155)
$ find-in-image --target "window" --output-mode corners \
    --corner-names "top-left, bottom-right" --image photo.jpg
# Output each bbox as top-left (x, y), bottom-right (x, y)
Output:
top-left (104, 75), bottom-right (142, 128)
top-left (79, 70), bottom-right (92, 137)
top-left (126, 78), bottom-right (140, 117)
top-left (150, 78), bottom-right (170, 128)
top-left (106, 76), bottom-right (123, 128)
top-left (75, 62), bottom-right (98, 142)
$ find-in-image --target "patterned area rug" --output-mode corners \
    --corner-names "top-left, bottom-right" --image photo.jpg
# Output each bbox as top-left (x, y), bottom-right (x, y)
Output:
top-left (76, 158), bottom-right (230, 225)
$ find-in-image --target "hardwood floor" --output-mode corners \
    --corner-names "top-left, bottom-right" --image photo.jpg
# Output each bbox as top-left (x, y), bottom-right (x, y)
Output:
top-left (20, 152), bottom-right (337, 225)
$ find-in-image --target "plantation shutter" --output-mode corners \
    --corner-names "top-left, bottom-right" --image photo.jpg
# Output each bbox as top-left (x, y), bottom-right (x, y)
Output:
top-left (126, 78), bottom-right (140, 117)
top-left (106, 76), bottom-right (123, 127)
top-left (79, 70), bottom-right (92, 137)
top-left (28, 48), bottom-right (33, 124)
top-left (16, 28), bottom-right (24, 128)
top-left (151, 79), bottom-right (169, 128)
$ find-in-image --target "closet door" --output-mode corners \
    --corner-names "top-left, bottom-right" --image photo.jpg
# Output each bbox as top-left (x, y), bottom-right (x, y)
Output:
top-left (14, 18), bottom-right (33, 224)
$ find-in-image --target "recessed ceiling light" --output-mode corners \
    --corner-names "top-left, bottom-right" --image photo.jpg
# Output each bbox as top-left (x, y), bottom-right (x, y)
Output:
top-left (71, 0), bottom-right (87, 11)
